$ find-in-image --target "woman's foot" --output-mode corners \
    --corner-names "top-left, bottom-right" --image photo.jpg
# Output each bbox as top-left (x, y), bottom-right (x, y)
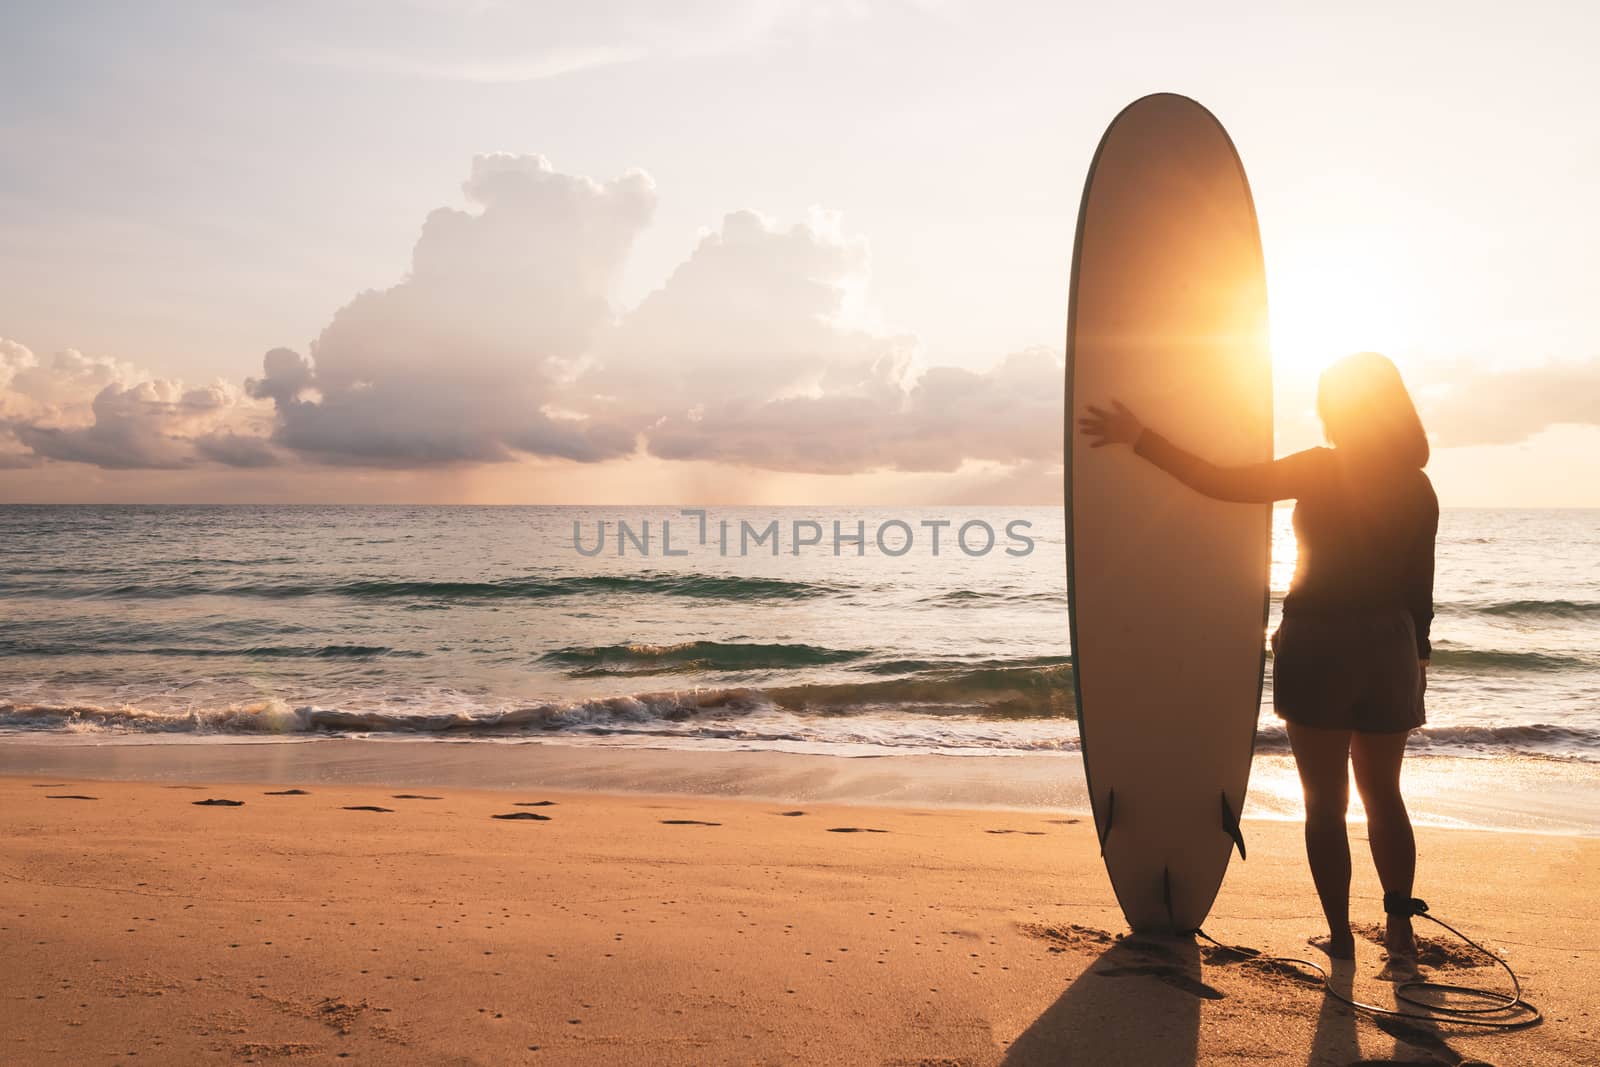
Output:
top-left (1384, 916), bottom-right (1417, 960)
top-left (1378, 917), bottom-right (1418, 981)
top-left (1307, 932), bottom-right (1355, 960)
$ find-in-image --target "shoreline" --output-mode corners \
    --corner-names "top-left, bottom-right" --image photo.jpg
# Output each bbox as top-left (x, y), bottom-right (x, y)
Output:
top-left (3, 737), bottom-right (1599, 836)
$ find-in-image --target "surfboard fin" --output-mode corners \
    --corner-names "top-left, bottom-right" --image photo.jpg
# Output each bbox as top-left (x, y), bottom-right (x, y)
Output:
top-left (1219, 790), bottom-right (1246, 860)
top-left (1097, 788), bottom-right (1116, 856)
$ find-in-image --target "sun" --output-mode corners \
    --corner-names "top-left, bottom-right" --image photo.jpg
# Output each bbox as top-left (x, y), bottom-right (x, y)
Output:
top-left (1267, 239), bottom-right (1416, 384)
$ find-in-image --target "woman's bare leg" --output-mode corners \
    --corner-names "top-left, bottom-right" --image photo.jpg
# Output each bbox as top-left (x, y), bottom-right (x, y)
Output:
top-left (1351, 729), bottom-right (1417, 961)
top-left (1286, 721), bottom-right (1355, 958)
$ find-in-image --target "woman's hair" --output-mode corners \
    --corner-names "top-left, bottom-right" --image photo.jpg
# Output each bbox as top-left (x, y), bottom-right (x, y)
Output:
top-left (1316, 351), bottom-right (1430, 469)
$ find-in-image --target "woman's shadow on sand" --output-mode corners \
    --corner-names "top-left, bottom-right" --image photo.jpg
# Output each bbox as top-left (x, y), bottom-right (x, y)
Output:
top-left (1310, 961), bottom-right (1473, 1066)
top-left (1002, 935), bottom-right (1210, 1067)
top-left (1003, 936), bottom-right (1472, 1066)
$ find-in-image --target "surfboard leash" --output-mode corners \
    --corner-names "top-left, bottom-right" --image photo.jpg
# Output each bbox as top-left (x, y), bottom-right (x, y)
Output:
top-left (1191, 896), bottom-right (1543, 1031)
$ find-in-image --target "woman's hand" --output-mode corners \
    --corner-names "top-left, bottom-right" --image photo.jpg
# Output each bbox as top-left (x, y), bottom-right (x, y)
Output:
top-left (1078, 400), bottom-right (1144, 448)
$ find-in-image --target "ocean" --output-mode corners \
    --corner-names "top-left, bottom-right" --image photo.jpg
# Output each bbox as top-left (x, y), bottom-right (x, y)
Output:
top-left (2, 504), bottom-right (1597, 764)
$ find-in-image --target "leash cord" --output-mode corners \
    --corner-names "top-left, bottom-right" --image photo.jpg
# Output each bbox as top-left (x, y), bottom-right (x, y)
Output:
top-left (1192, 910), bottom-right (1543, 1031)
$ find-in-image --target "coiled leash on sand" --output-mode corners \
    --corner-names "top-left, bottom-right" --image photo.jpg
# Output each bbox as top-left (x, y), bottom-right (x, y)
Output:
top-left (1192, 894), bottom-right (1543, 1031)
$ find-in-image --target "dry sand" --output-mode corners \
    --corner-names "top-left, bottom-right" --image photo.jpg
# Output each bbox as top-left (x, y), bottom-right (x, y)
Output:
top-left (1, 768), bottom-right (1597, 1065)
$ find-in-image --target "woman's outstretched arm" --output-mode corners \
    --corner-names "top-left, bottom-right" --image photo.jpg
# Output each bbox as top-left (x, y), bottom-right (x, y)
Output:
top-left (1133, 428), bottom-right (1326, 503)
top-left (1079, 400), bottom-right (1325, 503)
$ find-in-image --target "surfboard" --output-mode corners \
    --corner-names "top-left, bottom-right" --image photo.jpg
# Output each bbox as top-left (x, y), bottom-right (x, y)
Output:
top-left (1065, 93), bottom-right (1273, 935)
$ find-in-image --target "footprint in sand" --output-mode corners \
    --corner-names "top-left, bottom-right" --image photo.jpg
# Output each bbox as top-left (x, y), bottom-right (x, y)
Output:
top-left (660, 819), bottom-right (721, 826)
top-left (45, 794), bottom-right (97, 800)
top-left (827, 827), bottom-right (889, 834)
top-left (343, 805), bottom-right (393, 813)
top-left (30, 783), bottom-right (69, 788)
top-left (777, 811), bottom-right (808, 817)
top-left (391, 794), bottom-right (442, 800)
top-left (193, 798), bottom-right (244, 807)
top-left (984, 829), bottom-right (1047, 835)
top-left (513, 800), bottom-right (557, 807)
top-left (1046, 818), bottom-right (1082, 825)
top-left (1236, 955), bottom-right (1324, 988)
top-left (1354, 922), bottom-right (1494, 969)
top-left (1020, 922), bottom-right (1116, 951)
top-left (492, 812), bottom-right (551, 821)
top-left (264, 788), bottom-right (310, 796)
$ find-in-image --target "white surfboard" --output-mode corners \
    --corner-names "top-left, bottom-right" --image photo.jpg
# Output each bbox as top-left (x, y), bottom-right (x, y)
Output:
top-left (1066, 93), bottom-right (1273, 935)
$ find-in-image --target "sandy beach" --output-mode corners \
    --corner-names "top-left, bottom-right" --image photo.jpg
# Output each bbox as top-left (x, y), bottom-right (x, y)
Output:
top-left (6, 1), bottom-right (1600, 1064)
top-left (2, 747), bottom-right (1596, 1066)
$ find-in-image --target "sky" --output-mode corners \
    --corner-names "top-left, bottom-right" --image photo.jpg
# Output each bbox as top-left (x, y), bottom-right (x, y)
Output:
top-left (1, 0), bottom-right (1597, 505)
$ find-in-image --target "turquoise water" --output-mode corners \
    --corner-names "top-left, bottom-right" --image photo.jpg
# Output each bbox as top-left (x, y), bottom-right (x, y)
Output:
top-left (1, 505), bottom-right (1596, 760)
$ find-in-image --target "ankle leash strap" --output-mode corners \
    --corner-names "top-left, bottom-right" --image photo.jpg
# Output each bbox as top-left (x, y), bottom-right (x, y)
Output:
top-left (1384, 893), bottom-right (1428, 917)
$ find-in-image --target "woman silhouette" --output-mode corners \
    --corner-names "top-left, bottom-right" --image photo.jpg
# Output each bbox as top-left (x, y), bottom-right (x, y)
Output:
top-left (1079, 351), bottom-right (1437, 976)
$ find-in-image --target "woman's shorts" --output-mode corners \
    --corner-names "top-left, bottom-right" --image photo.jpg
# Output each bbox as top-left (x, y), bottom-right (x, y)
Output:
top-left (1271, 609), bottom-right (1425, 734)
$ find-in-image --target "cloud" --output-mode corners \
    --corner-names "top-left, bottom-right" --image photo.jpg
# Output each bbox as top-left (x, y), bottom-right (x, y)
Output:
top-left (892, 346), bottom-right (1065, 469)
top-left (1420, 358), bottom-right (1600, 448)
top-left (8, 153), bottom-right (1068, 484)
top-left (0, 340), bottom-right (275, 470)
top-left (1, 342), bottom-right (135, 417)
top-left (246, 153), bottom-right (654, 466)
top-left (15, 381), bottom-right (211, 470)
top-left (594, 208), bottom-right (910, 405)
top-left (640, 345), bottom-right (1063, 474)
top-left (193, 431), bottom-right (283, 469)
top-left (593, 209), bottom-right (1060, 473)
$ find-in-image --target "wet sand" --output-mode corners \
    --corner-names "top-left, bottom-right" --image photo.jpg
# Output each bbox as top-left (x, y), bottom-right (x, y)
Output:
top-left (2, 767), bottom-right (1597, 1065)
top-left (3, 738), bottom-right (1599, 834)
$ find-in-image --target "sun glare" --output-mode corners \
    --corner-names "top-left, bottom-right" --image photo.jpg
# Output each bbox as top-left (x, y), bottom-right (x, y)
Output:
top-left (1267, 242), bottom-right (1416, 383)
